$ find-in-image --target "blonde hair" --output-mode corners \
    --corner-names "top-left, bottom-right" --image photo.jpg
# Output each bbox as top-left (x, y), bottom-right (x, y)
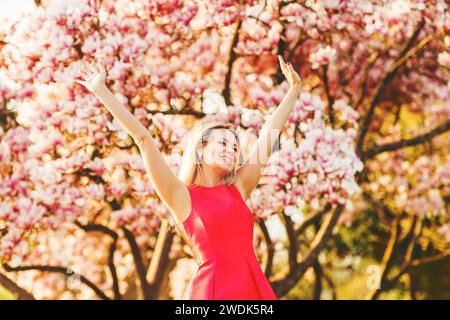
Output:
top-left (177, 121), bottom-right (243, 187)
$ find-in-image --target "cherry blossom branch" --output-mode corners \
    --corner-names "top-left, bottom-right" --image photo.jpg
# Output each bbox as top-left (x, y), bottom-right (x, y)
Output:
top-left (257, 220), bottom-right (275, 277)
top-left (312, 260), bottom-right (323, 300)
top-left (272, 203), bottom-right (344, 297)
top-left (279, 209), bottom-right (299, 273)
top-left (322, 269), bottom-right (337, 300)
top-left (122, 226), bottom-right (151, 300)
top-left (354, 52), bottom-right (379, 111)
top-left (356, 19), bottom-right (426, 157)
top-left (360, 194), bottom-right (432, 298)
top-left (246, 15), bottom-right (272, 29)
top-left (362, 120), bottom-right (450, 160)
top-left (362, 191), bottom-right (397, 222)
top-left (365, 216), bottom-right (400, 300)
top-left (107, 236), bottom-right (120, 299)
top-left (76, 168), bottom-right (106, 184)
top-left (223, 20), bottom-right (243, 105)
top-left (0, 109), bottom-right (17, 129)
top-left (2, 264), bottom-right (109, 300)
top-left (410, 250), bottom-right (450, 267)
top-left (107, 192), bottom-right (145, 301)
top-left (274, 1), bottom-right (291, 84)
top-left (0, 272), bottom-right (35, 300)
top-left (294, 203), bottom-right (332, 238)
top-left (286, 36), bottom-right (305, 62)
top-left (145, 219), bottom-right (176, 299)
top-left (386, 217), bottom-right (423, 286)
top-left (298, 205), bottom-right (343, 279)
top-left (405, 271), bottom-right (417, 300)
top-left (74, 221), bottom-right (121, 300)
top-left (322, 65), bottom-right (335, 127)
top-left (146, 108), bottom-right (205, 118)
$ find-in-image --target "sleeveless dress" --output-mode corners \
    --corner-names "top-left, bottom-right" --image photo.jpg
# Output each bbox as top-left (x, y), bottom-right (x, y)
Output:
top-left (176, 183), bottom-right (278, 300)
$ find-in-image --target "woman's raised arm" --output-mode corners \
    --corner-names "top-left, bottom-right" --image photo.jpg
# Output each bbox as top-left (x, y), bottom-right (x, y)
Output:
top-left (76, 61), bottom-right (190, 224)
top-left (234, 56), bottom-right (302, 200)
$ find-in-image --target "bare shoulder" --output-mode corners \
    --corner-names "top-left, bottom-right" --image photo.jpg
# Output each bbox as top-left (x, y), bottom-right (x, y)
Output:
top-left (232, 176), bottom-right (248, 201)
top-left (168, 182), bottom-right (192, 225)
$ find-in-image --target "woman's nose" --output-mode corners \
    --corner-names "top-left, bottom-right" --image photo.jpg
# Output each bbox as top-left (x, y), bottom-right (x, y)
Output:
top-left (225, 148), bottom-right (235, 157)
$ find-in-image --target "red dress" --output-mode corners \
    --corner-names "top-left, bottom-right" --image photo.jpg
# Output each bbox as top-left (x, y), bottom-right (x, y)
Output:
top-left (178, 183), bottom-right (278, 300)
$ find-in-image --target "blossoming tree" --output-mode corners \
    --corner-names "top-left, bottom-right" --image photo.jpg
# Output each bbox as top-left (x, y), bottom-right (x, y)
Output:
top-left (0, 0), bottom-right (448, 299)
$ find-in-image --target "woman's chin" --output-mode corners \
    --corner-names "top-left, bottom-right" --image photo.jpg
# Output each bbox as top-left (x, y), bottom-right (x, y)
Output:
top-left (217, 163), bottom-right (234, 172)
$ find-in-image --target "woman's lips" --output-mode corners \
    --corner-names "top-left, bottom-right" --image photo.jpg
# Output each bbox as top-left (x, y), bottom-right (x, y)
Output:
top-left (222, 155), bottom-right (232, 162)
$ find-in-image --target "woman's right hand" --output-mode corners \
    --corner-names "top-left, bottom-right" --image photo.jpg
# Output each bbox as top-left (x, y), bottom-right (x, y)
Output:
top-left (75, 60), bottom-right (106, 93)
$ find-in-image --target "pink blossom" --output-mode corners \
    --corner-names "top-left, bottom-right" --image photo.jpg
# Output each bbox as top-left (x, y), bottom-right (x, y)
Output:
top-left (437, 52), bottom-right (450, 68)
top-left (310, 45), bottom-right (337, 69)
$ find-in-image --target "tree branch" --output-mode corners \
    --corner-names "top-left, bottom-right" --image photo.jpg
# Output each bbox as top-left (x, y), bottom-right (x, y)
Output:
top-left (145, 219), bottom-right (176, 299)
top-left (257, 220), bottom-right (275, 277)
top-left (322, 65), bottom-right (335, 127)
top-left (387, 217), bottom-right (422, 286)
top-left (362, 120), bottom-right (450, 160)
top-left (366, 216), bottom-right (400, 300)
top-left (322, 269), bottom-right (337, 300)
top-left (300, 204), bottom-right (343, 271)
top-left (410, 250), bottom-right (450, 267)
top-left (405, 271), bottom-right (417, 300)
top-left (312, 260), bottom-right (322, 300)
top-left (122, 226), bottom-right (151, 299)
top-left (146, 108), bottom-right (205, 118)
top-left (286, 36), bottom-right (305, 62)
top-left (354, 52), bottom-right (379, 111)
top-left (75, 221), bottom-right (121, 300)
top-left (223, 20), bottom-right (243, 105)
top-left (356, 19), bottom-right (427, 157)
top-left (2, 264), bottom-right (109, 300)
top-left (0, 272), bottom-right (35, 300)
top-left (295, 203), bottom-right (332, 238)
top-left (279, 209), bottom-right (299, 273)
top-left (274, 1), bottom-right (290, 84)
top-left (272, 203), bottom-right (344, 297)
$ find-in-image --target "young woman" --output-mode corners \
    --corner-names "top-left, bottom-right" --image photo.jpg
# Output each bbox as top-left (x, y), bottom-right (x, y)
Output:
top-left (76, 56), bottom-right (302, 299)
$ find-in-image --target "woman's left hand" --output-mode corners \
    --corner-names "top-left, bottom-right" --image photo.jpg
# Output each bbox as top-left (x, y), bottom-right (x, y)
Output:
top-left (278, 55), bottom-right (302, 88)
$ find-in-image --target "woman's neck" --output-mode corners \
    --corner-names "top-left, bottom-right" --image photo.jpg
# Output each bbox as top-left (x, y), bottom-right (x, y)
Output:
top-left (194, 169), bottom-right (223, 187)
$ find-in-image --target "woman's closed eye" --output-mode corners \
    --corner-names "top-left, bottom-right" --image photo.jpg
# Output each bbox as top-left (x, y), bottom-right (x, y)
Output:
top-left (221, 139), bottom-right (237, 152)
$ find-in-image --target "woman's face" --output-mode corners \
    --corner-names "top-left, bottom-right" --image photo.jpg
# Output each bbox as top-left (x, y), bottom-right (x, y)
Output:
top-left (198, 128), bottom-right (239, 173)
